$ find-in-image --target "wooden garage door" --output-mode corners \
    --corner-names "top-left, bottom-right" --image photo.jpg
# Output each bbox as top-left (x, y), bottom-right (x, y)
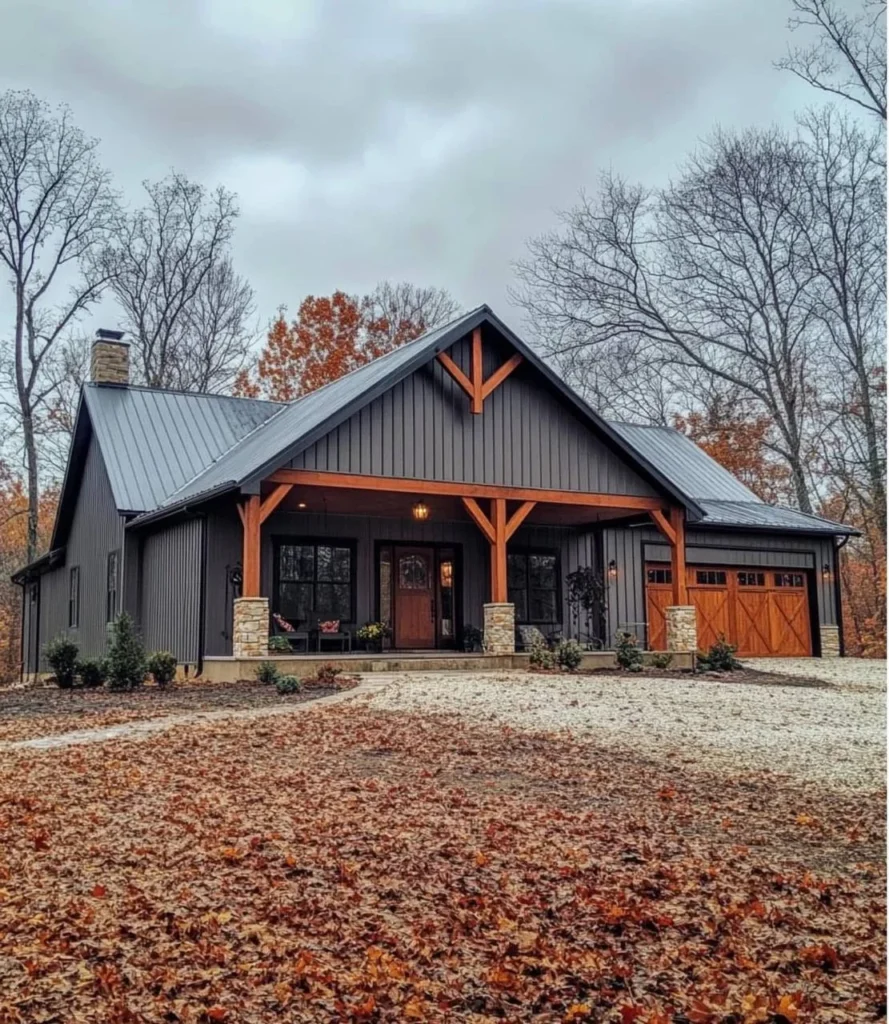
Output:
top-left (645, 565), bottom-right (812, 657)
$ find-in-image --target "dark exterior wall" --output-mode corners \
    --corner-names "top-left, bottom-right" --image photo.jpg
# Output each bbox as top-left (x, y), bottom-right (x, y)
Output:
top-left (603, 524), bottom-right (838, 647)
top-left (140, 518), bottom-right (203, 665)
top-left (36, 434), bottom-right (125, 670)
top-left (204, 503), bottom-right (244, 658)
top-left (289, 337), bottom-right (659, 497)
top-left (22, 581), bottom-right (39, 677)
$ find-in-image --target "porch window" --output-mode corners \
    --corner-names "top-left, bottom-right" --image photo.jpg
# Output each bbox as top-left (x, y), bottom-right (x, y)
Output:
top-left (106, 550), bottom-right (119, 623)
top-left (507, 552), bottom-right (559, 624)
top-left (276, 541), bottom-right (354, 625)
top-left (68, 566), bottom-right (80, 628)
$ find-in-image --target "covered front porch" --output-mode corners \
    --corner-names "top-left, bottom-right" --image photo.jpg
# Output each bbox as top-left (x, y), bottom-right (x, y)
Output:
top-left (227, 469), bottom-right (697, 660)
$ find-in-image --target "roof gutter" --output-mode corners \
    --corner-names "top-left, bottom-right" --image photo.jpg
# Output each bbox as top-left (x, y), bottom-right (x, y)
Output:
top-left (125, 481), bottom-right (238, 531)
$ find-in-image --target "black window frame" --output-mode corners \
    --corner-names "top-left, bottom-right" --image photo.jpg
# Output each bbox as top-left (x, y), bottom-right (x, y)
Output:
top-left (507, 548), bottom-right (561, 625)
top-left (106, 550), bottom-right (120, 623)
top-left (68, 566), bottom-right (80, 629)
top-left (737, 571), bottom-right (765, 587)
top-left (774, 572), bottom-right (805, 588)
top-left (695, 570), bottom-right (727, 586)
top-left (272, 537), bottom-right (357, 626)
top-left (646, 567), bottom-right (673, 585)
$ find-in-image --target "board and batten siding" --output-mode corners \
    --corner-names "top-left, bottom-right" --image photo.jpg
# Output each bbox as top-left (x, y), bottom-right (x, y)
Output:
top-left (288, 337), bottom-right (659, 498)
top-left (140, 518), bottom-right (203, 665)
top-left (36, 434), bottom-right (125, 671)
top-left (603, 525), bottom-right (838, 647)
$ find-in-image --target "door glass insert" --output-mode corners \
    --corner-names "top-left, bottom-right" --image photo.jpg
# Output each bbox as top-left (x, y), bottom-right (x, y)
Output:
top-left (439, 549), bottom-right (455, 639)
top-left (399, 553), bottom-right (429, 589)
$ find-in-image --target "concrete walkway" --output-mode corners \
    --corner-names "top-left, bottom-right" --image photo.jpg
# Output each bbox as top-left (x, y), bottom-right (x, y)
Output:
top-left (1, 678), bottom-right (394, 752)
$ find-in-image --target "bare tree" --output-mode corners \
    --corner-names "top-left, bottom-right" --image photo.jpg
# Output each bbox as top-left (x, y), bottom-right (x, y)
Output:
top-left (796, 107), bottom-right (886, 537)
top-left (105, 173), bottom-right (254, 392)
top-left (513, 129), bottom-right (824, 511)
top-left (777, 0), bottom-right (887, 120)
top-left (363, 281), bottom-right (460, 347)
top-left (0, 91), bottom-right (118, 559)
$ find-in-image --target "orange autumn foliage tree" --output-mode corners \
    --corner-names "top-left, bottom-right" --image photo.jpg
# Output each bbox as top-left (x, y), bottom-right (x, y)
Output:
top-left (235, 290), bottom-right (435, 402)
top-left (674, 406), bottom-right (792, 504)
top-left (0, 471), bottom-right (58, 682)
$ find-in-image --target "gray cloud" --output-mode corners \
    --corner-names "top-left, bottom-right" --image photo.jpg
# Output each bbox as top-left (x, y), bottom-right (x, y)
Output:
top-left (0, 0), bottom-right (817, 330)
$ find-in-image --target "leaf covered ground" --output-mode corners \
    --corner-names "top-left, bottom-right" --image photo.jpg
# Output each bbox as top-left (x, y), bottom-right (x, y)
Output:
top-left (0, 696), bottom-right (884, 1023)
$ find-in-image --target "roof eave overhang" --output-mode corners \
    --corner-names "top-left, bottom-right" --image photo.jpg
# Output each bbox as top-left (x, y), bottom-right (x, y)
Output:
top-left (125, 481), bottom-right (238, 530)
top-left (692, 519), bottom-right (860, 538)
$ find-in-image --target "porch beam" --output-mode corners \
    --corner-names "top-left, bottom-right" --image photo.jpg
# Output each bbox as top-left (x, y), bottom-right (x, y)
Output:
top-left (461, 496), bottom-right (496, 544)
top-left (669, 506), bottom-right (688, 605)
top-left (481, 353), bottom-right (523, 401)
top-left (267, 469), bottom-right (666, 511)
top-left (491, 498), bottom-right (508, 601)
top-left (505, 500), bottom-right (536, 540)
top-left (240, 494), bottom-right (261, 597)
top-left (648, 508), bottom-right (676, 546)
top-left (259, 483), bottom-right (293, 524)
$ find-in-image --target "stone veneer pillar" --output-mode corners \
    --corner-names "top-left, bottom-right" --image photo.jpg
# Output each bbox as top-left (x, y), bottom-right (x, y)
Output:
top-left (819, 624), bottom-right (840, 658)
top-left (665, 605), bottom-right (697, 653)
top-left (233, 597), bottom-right (269, 659)
top-left (483, 602), bottom-right (515, 655)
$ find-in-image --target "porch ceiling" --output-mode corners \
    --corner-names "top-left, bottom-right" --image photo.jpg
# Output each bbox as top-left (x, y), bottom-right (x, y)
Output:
top-left (261, 482), bottom-right (644, 528)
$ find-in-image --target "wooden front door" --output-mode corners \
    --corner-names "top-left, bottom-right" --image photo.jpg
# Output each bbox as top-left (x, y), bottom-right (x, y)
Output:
top-left (394, 547), bottom-right (436, 649)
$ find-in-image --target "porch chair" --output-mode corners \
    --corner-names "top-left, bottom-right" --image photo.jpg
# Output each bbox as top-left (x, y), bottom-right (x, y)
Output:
top-left (314, 616), bottom-right (352, 653)
top-left (270, 612), bottom-right (311, 653)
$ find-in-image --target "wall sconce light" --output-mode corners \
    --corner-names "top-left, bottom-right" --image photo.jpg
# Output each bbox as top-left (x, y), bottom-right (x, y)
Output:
top-left (412, 502), bottom-right (430, 521)
top-left (822, 562), bottom-right (831, 580)
top-left (608, 559), bottom-right (618, 579)
top-left (297, 502), bottom-right (307, 509)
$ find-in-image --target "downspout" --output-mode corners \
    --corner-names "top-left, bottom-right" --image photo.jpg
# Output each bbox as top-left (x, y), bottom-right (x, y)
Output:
top-left (833, 535), bottom-right (849, 658)
top-left (197, 513), bottom-right (208, 676)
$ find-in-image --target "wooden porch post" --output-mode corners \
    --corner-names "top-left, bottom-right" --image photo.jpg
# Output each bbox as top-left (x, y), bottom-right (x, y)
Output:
top-left (491, 498), bottom-right (507, 602)
top-left (239, 494), bottom-right (261, 597)
top-left (669, 507), bottom-right (688, 605)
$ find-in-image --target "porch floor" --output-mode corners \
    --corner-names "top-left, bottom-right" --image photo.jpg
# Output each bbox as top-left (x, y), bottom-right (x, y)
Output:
top-left (202, 650), bottom-right (695, 683)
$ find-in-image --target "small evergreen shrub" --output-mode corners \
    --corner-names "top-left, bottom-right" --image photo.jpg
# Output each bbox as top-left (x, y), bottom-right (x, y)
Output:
top-left (615, 631), bottom-right (644, 672)
top-left (268, 635), bottom-right (291, 653)
top-left (45, 635), bottom-right (79, 689)
top-left (146, 650), bottom-right (177, 689)
top-left (528, 638), bottom-right (556, 670)
top-left (255, 661), bottom-right (280, 685)
top-left (275, 674), bottom-right (302, 695)
top-left (76, 657), bottom-right (107, 688)
top-left (557, 638), bottom-right (584, 671)
top-left (697, 636), bottom-right (742, 672)
top-left (315, 662), bottom-right (341, 685)
top-left (106, 613), bottom-right (146, 690)
top-left (649, 652), bottom-right (674, 670)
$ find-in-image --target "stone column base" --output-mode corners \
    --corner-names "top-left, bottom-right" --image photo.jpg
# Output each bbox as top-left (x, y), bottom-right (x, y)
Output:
top-left (665, 605), bottom-right (697, 653)
top-left (233, 597), bottom-right (269, 658)
top-left (820, 624), bottom-right (840, 658)
top-left (483, 602), bottom-right (515, 655)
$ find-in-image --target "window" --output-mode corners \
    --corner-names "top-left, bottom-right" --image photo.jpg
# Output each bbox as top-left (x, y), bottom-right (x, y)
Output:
top-left (398, 553), bottom-right (429, 589)
top-left (68, 567), bottom-right (80, 628)
top-left (646, 568), bottom-right (673, 585)
top-left (508, 552), bottom-right (559, 623)
top-left (106, 551), bottom-right (119, 623)
top-left (738, 571), bottom-right (765, 587)
top-left (276, 542), bottom-right (353, 625)
top-left (775, 572), bottom-right (804, 588)
top-left (696, 570), bottom-right (727, 586)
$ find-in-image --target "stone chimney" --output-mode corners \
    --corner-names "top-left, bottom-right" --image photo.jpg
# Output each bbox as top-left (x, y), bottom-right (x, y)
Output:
top-left (90, 329), bottom-right (130, 386)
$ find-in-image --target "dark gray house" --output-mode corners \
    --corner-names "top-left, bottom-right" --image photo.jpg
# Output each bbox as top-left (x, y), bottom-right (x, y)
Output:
top-left (15, 307), bottom-right (855, 678)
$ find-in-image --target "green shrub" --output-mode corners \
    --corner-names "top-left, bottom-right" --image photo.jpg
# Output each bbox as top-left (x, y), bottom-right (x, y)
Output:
top-left (255, 660), bottom-right (280, 685)
top-left (45, 635), bottom-right (79, 689)
top-left (76, 657), bottom-right (107, 688)
top-left (528, 638), bottom-right (556, 670)
top-left (268, 635), bottom-right (291, 653)
top-left (615, 631), bottom-right (644, 672)
top-left (275, 674), bottom-right (302, 695)
top-left (649, 652), bottom-right (674, 670)
top-left (697, 636), bottom-right (742, 672)
top-left (557, 638), bottom-right (584, 671)
top-left (146, 650), bottom-right (177, 689)
top-left (106, 613), bottom-right (146, 690)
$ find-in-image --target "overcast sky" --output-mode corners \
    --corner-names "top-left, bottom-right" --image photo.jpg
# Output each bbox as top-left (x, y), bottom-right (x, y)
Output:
top-left (0, 0), bottom-right (819, 334)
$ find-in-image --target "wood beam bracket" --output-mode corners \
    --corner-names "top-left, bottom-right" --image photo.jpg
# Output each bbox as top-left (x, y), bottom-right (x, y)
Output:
top-left (436, 327), bottom-right (524, 415)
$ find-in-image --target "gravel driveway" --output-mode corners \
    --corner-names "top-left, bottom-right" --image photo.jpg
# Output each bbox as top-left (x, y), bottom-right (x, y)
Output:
top-left (368, 658), bottom-right (886, 791)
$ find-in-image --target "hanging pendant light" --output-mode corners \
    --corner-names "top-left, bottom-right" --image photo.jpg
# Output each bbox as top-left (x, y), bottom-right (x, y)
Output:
top-left (412, 502), bottom-right (430, 521)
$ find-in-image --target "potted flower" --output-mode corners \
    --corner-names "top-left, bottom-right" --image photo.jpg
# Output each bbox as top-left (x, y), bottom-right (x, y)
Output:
top-left (356, 621), bottom-right (390, 652)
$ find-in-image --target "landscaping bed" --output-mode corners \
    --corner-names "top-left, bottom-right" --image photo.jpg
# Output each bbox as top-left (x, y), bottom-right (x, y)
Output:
top-left (0, 680), bottom-right (344, 745)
